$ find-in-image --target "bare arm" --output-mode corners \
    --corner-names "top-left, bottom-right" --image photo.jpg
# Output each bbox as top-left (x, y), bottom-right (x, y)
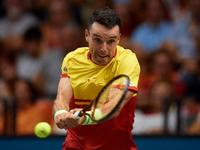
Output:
top-left (113, 90), bottom-right (134, 117)
top-left (52, 77), bottom-right (73, 114)
top-left (101, 90), bottom-right (135, 121)
top-left (52, 78), bottom-right (86, 129)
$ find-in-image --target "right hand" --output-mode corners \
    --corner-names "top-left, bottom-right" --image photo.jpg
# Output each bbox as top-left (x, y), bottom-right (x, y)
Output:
top-left (55, 109), bottom-right (86, 130)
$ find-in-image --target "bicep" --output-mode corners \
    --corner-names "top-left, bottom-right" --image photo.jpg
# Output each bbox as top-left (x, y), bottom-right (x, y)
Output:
top-left (52, 77), bottom-right (73, 114)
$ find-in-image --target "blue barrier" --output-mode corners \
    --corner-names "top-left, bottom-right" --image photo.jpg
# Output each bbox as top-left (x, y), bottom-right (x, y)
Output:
top-left (133, 136), bottom-right (200, 150)
top-left (0, 136), bottom-right (200, 150)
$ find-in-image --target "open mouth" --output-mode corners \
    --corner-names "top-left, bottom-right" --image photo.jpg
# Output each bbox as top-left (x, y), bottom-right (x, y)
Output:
top-left (97, 53), bottom-right (108, 58)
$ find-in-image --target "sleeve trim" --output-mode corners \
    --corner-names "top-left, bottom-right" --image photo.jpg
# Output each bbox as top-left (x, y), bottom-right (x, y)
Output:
top-left (129, 86), bottom-right (138, 93)
top-left (60, 74), bottom-right (70, 78)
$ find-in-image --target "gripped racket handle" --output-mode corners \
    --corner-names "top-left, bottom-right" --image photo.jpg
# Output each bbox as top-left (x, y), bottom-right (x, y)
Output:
top-left (74, 111), bottom-right (81, 119)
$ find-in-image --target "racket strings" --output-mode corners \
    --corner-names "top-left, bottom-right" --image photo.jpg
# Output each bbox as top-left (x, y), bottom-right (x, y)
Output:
top-left (96, 80), bottom-right (126, 117)
top-left (93, 76), bottom-right (129, 121)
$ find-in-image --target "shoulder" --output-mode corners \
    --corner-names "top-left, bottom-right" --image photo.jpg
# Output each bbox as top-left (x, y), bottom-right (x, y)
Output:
top-left (64, 47), bottom-right (89, 58)
top-left (63, 47), bottom-right (89, 64)
top-left (116, 46), bottom-right (140, 70)
top-left (116, 45), bottom-right (138, 61)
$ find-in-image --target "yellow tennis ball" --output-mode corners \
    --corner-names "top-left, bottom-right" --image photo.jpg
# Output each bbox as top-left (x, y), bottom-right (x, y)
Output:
top-left (34, 122), bottom-right (51, 138)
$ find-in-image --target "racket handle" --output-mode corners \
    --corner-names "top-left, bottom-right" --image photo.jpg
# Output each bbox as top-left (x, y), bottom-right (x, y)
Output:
top-left (74, 111), bottom-right (81, 119)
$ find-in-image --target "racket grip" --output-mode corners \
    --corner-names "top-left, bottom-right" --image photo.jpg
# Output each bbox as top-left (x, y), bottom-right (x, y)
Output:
top-left (74, 111), bottom-right (81, 119)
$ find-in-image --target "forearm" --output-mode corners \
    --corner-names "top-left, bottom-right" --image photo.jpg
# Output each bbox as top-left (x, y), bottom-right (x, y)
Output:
top-left (52, 99), bottom-right (70, 115)
top-left (111, 90), bottom-right (134, 118)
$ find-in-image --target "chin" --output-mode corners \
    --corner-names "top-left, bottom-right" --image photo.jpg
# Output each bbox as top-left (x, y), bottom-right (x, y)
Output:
top-left (96, 61), bottom-right (108, 65)
top-left (95, 57), bottom-right (110, 65)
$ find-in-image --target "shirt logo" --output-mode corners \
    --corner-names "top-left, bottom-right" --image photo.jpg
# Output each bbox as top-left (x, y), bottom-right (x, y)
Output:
top-left (123, 79), bottom-right (133, 86)
top-left (87, 77), bottom-right (97, 82)
top-left (63, 66), bottom-right (68, 72)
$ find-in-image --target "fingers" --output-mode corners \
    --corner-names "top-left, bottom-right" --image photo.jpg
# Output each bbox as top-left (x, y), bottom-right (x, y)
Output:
top-left (55, 108), bottom-right (85, 130)
top-left (64, 113), bottom-right (78, 129)
top-left (55, 112), bottom-right (78, 130)
top-left (55, 112), bottom-right (69, 129)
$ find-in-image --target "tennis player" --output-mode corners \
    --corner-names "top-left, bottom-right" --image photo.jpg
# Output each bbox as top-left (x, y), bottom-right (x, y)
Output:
top-left (53, 7), bottom-right (140, 150)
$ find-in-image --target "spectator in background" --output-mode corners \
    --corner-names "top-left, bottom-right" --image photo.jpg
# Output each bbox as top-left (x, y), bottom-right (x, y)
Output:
top-left (0, 54), bottom-right (17, 103)
top-left (0, 54), bottom-right (18, 135)
top-left (130, 0), bottom-right (172, 60)
top-left (136, 50), bottom-right (180, 112)
top-left (187, 110), bottom-right (200, 135)
top-left (23, 0), bottom-right (49, 22)
top-left (148, 50), bottom-right (179, 85)
top-left (0, 0), bottom-right (38, 52)
top-left (163, 0), bottom-right (189, 23)
top-left (179, 58), bottom-right (200, 99)
top-left (178, 58), bottom-right (200, 134)
top-left (16, 26), bottom-right (45, 96)
top-left (113, 0), bottom-right (140, 48)
top-left (59, 24), bottom-right (85, 55)
top-left (41, 0), bottom-right (78, 49)
top-left (0, 79), bottom-right (53, 136)
top-left (13, 79), bottom-right (53, 135)
top-left (40, 49), bottom-right (63, 100)
top-left (65, 0), bottom-right (87, 26)
top-left (16, 25), bottom-right (63, 100)
top-left (39, 24), bottom-right (85, 100)
top-left (167, 0), bottom-right (200, 61)
top-left (132, 80), bottom-right (177, 135)
top-left (181, 96), bottom-right (200, 134)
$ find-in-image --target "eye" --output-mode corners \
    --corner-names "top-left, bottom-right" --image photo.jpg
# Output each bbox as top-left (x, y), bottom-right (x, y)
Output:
top-left (95, 38), bottom-right (102, 43)
top-left (107, 40), bottom-right (115, 45)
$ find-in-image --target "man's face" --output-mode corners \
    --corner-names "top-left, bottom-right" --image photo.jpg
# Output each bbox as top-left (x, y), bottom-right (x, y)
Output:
top-left (85, 22), bottom-right (121, 65)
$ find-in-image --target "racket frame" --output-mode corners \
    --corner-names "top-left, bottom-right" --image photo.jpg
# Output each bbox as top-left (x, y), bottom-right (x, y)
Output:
top-left (76, 74), bottom-right (130, 123)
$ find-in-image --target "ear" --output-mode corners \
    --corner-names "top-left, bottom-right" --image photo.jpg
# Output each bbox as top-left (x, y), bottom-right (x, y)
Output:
top-left (117, 33), bottom-right (121, 45)
top-left (85, 29), bottom-right (89, 42)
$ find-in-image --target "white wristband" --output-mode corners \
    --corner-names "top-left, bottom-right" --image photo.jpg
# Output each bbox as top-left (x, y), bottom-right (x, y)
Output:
top-left (54, 109), bottom-right (68, 122)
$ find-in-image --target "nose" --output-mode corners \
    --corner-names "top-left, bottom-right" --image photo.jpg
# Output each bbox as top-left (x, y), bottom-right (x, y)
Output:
top-left (100, 42), bottom-right (107, 53)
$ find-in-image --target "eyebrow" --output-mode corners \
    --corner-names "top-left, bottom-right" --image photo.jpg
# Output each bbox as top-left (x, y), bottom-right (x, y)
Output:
top-left (93, 34), bottom-right (118, 39)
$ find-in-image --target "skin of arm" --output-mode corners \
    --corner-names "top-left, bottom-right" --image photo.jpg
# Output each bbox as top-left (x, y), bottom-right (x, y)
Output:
top-left (101, 90), bottom-right (134, 121)
top-left (52, 77), bottom-right (86, 129)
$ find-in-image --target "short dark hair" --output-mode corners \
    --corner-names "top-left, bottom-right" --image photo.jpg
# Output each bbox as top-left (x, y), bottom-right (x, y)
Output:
top-left (87, 7), bottom-right (121, 33)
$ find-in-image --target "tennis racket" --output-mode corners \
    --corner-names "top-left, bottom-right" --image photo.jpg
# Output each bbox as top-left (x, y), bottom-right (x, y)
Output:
top-left (74, 74), bottom-right (130, 123)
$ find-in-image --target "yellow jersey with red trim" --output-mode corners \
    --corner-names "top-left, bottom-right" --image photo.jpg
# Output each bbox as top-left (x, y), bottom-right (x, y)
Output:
top-left (61, 45), bottom-right (140, 105)
top-left (61, 45), bottom-right (140, 150)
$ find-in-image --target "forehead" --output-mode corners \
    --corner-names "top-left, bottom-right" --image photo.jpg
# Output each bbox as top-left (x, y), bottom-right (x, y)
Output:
top-left (89, 22), bottom-right (120, 37)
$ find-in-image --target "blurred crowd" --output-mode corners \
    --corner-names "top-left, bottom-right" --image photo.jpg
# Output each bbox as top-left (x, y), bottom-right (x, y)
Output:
top-left (0, 0), bottom-right (200, 136)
